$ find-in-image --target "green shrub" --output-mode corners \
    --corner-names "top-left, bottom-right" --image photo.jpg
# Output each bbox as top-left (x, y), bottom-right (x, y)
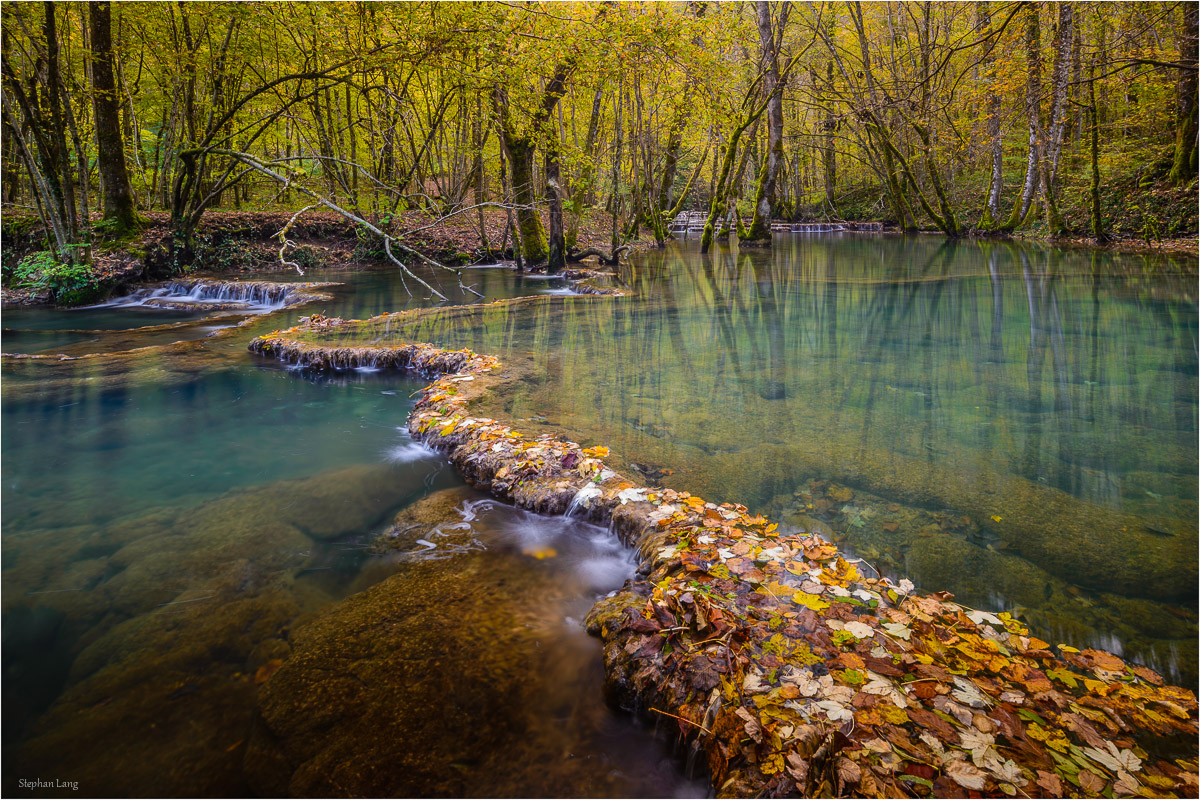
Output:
top-left (10, 250), bottom-right (101, 305)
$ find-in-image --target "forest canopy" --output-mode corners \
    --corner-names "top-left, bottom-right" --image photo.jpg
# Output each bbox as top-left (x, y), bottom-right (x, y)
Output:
top-left (2, 1), bottom-right (1197, 273)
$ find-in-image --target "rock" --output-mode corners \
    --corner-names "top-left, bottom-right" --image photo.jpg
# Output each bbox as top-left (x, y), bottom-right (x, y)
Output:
top-left (246, 554), bottom-right (547, 797)
top-left (827, 485), bottom-right (854, 503)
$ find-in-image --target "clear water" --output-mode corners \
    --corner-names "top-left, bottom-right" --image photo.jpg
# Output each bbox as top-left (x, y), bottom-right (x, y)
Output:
top-left (2, 241), bottom-right (1196, 795)
top-left (1, 265), bottom-right (704, 797)
top-left (296, 236), bottom-right (1199, 686)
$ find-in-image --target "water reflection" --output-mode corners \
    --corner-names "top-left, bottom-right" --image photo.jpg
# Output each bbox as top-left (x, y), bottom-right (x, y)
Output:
top-left (333, 236), bottom-right (1196, 684)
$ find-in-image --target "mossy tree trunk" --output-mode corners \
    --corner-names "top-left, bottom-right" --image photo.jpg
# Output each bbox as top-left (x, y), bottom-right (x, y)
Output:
top-left (1168, 2), bottom-right (1198, 185)
top-left (746, 0), bottom-right (790, 243)
top-left (89, 1), bottom-right (142, 236)
top-left (501, 134), bottom-right (548, 264)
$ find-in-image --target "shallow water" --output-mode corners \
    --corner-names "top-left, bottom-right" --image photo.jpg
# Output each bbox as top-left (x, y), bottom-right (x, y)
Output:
top-left (1, 264), bottom-right (703, 797)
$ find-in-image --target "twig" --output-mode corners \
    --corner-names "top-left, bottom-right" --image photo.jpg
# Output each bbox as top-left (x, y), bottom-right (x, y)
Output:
top-left (649, 706), bottom-right (714, 736)
top-left (276, 203), bottom-right (317, 275)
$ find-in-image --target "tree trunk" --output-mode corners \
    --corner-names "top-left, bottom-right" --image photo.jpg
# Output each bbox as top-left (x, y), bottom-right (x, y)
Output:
top-left (1168, 1), bottom-right (1198, 184)
top-left (977, 1), bottom-right (1004, 229)
top-left (1044, 3), bottom-right (1073, 185)
top-left (44, 1), bottom-right (79, 250)
top-left (89, 0), bottom-right (141, 234)
top-left (822, 60), bottom-right (837, 215)
top-left (1038, 4), bottom-right (1070, 236)
top-left (545, 144), bottom-right (565, 272)
top-left (746, 0), bottom-right (790, 242)
top-left (502, 133), bottom-right (548, 263)
top-left (1088, 56), bottom-right (1106, 242)
top-left (1003, 5), bottom-right (1043, 230)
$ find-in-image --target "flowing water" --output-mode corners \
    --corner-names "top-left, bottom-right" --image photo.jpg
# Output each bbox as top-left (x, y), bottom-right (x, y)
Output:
top-left (1, 237), bottom-right (1196, 796)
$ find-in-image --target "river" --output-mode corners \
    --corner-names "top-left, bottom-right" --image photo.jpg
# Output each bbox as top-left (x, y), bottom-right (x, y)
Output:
top-left (2, 234), bottom-right (1195, 796)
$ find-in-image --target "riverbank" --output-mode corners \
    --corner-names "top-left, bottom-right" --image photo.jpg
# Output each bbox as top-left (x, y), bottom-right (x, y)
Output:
top-left (3, 208), bottom-right (1194, 309)
top-left (247, 307), bottom-right (1199, 799)
top-left (0, 207), bottom-right (641, 306)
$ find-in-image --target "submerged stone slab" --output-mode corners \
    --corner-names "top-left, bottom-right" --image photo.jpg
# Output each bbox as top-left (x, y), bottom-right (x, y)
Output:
top-left (248, 312), bottom-right (1200, 798)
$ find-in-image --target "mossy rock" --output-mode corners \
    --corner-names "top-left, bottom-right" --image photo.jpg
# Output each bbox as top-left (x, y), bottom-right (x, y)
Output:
top-left (245, 554), bottom-right (547, 797)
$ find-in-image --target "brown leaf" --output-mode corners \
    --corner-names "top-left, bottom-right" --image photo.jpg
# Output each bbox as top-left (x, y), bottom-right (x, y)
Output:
top-left (836, 757), bottom-right (862, 790)
top-left (254, 659), bottom-right (284, 685)
top-left (945, 759), bottom-right (988, 790)
top-left (786, 752), bottom-right (809, 784)
top-left (1082, 648), bottom-right (1125, 672)
top-left (1078, 770), bottom-right (1107, 794)
top-left (1130, 664), bottom-right (1163, 685)
top-left (735, 707), bottom-right (762, 743)
top-left (1060, 712), bottom-right (1107, 749)
top-left (1036, 770), bottom-right (1064, 797)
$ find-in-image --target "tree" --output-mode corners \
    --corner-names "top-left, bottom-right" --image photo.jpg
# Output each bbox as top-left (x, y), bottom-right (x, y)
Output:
top-left (745, 0), bottom-right (791, 243)
top-left (89, 0), bottom-right (140, 235)
top-left (1168, 1), bottom-right (1198, 184)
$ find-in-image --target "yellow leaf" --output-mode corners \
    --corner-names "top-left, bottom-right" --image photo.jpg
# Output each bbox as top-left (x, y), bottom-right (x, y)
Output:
top-left (793, 591), bottom-right (831, 612)
top-left (760, 752), bottom-right (785, 775)
top-left (991, 515), bottom-right (1003, 522)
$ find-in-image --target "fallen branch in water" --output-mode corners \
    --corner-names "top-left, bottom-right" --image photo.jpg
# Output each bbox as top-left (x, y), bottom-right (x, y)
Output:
top-left (180, 147), bottom-right (485, 301)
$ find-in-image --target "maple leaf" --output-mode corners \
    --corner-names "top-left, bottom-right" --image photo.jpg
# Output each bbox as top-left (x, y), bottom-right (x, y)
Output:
top-left (816, 699), bottom-right (853, 722)
top-left (967, 609), bottom-right (1003, 627)
top-left (951, 676), bottom-right (990, 709)
top-left (958, 727), bottom-right (996, 766)
top-left (988, 758), bottom-right (1028, 787)
top-left (617, 487), bottom-right (647, 505)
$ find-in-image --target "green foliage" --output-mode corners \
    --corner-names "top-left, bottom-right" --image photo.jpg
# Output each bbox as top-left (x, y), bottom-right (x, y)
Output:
top-left (10, 249), bottom-right (102, 305)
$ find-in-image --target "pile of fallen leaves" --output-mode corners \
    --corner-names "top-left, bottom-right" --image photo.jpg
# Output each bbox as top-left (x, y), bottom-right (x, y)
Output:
top-left (585, 490), bottom-right (1198, 797)
top-left (250, 312), bottom-right (1199, 800)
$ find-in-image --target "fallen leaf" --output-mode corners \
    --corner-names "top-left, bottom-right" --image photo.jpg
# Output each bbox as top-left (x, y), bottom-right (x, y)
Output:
top-left (946, 759), bottom-right (988, 790)
top-left (1078, 770), bottom-right (1106, 794)
top-left (254, 659), bottom-right (284, 685)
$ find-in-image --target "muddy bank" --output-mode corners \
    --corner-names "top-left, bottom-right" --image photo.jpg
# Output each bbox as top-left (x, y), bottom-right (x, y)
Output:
top-left (247, 318), bottom-right (1199, 798)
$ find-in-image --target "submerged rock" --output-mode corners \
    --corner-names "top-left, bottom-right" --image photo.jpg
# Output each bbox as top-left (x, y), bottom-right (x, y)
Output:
top-left (246, 554), bottom-right (545, 796)
top-left (4, 461), bottom-right (420, 796)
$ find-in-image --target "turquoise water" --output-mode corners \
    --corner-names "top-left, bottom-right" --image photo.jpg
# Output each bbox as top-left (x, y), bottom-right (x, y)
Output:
top-left (2, 265), bottom-right (703, 797)
top-left (2, 239), bottom-right (1196, 795)
top-left (301, 236), bottom-right (1200, 685)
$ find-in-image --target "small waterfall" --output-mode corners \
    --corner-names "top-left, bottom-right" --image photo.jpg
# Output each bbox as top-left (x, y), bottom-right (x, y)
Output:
top-left (99, 279), bottom-right (322, 312)
top-left (565, 483), bottom-right (602, 517)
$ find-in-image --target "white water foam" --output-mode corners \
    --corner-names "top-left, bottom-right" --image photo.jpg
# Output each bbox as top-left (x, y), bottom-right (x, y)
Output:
top-left (385, 441), bottom-right (438, 463)
top-left (94, 280), bottom-right (302, 313)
